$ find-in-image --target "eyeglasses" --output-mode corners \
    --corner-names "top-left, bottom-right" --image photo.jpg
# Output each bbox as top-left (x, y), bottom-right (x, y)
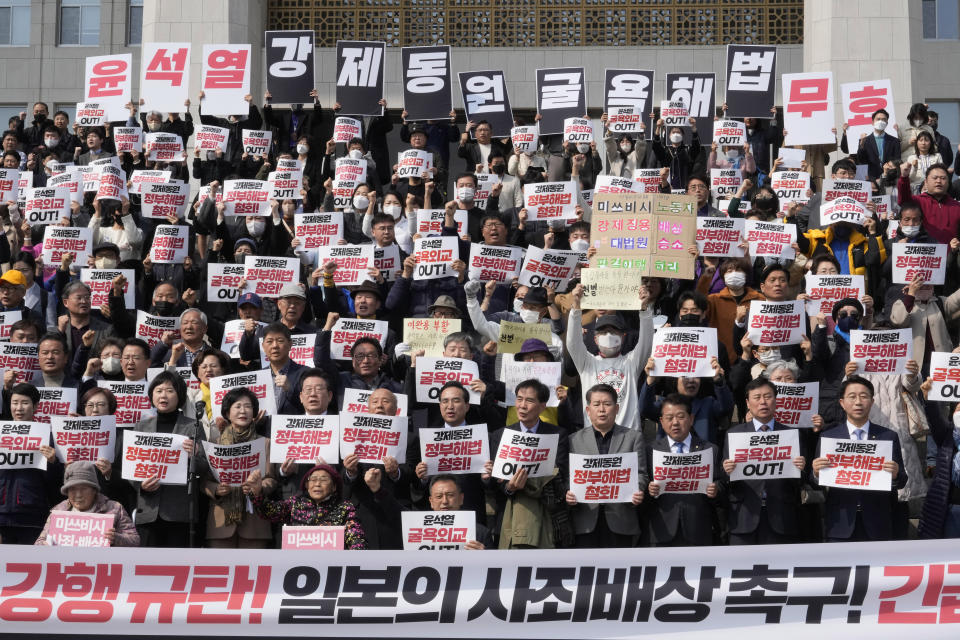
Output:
top-left (843, 393), bottom-right (872, 401)
top-left (301, 385), bottom-right (328, 394)
top-left (836, 312), bottom-right (861, 321)
top-left (483, 221), bottom-right (505, 229)
top-left (352, 352), bottom-right (378, 361)
top-left (84, 401), bottom-right (108, 411)
top-left (121, 355), bottom-right (145, 362)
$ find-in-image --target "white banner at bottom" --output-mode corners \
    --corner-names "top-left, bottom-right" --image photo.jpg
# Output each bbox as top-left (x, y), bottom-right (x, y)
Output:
top-left (0, 542), bottom-right (958, 637)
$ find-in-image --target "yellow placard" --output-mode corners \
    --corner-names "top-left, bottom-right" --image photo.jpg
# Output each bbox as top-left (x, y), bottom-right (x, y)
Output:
top-left (497, 320), bottom-right (552, 354)
top-left (403, 318), bottom-right (462, 356)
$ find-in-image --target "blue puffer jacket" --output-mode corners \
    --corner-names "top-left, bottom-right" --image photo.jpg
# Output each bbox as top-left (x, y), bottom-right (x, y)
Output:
top-left (0, 466), bottom-right (62, 529)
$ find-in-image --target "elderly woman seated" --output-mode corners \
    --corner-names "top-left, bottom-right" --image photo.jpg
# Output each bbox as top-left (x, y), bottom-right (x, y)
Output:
top-left (35, 461), bottom-right (139, 546)
top-left (244, 463), bottom-right (366, 549)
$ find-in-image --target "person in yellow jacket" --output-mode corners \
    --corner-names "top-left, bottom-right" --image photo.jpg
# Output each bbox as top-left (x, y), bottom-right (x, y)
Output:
top-left (796, 218), bottom-right (887, 302)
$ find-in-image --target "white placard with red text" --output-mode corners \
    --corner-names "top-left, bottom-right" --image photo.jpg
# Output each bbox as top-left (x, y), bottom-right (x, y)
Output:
top-left (41, 226), bottom-right (91, 267)
top-left (774, 382), bottom-right (819, 429)
top-left (209, 370), bottom-right (278, 419)
top-left (518, 245), bottom-right (581, 290)
top-left (50, 415), bottom-right (116, 464)
top-left (0, 421), bottom-right (49, 470)
top-left (129, 170), bottom-right (171, 194)
top-left (134, 311), bottom-right (181, 349)
top-left (202, 438), bottom-right (267, 487)
top-left (241, 129), bottom-right (272, 156)
top-left (397, 149), bottom-right (432, 179)
top-left (563, 117), bottom-right (594, 145)
top-left (98, 380), bottom-right (156, 429)
top-left (81, 268), bottom-right (134, 309)
top-left (467, 244), bottom-right (523, 283)
top-left (341, 388), bottom-right (409, 416)
top-left (270, 415), bottom-right (340, 464)
top-left (850, 329), bottom-right (913, 374)
top-left (316, 245), bottom-right (375, 287)
top-left (415, 357), bottom-right (481, 405)
top-left (727, 429), bottom-right (801, 481)
top-left (804, 274), bottom-right (865, 317)
top-left (746, 300), bottom-right (805, 346)
top-left (929, 352), bottom-right (960, 401)
top-left (413, 236), bottom-right (458, 281)
top-left (419, 424), bottom-right (489, 475)
top-left (201, 44), bottom-right (251, 116)
top-left (24, 187), bottom-right (70, 226)
top-left (841, 79), bottom-right (896, 145)
top-left (607, 106), bottom-right (644, 135)
top-left (223, 179), bottom-right (271, 216)
top-left (35, 387), bottom-right (77, 426)
top-left (0, 168), bottom-right (18, 202)
top-left (819, 437), bottom-right (893, 491)
top-left (195, 125), bottom-right (230, 152)
top-left (822, 178), bottom-right (871, 204)
top-left (782, 72), bottom-right (835, 146)
top-left (206, 263), bottom-right (245, 305)
top-left (595, 175), bottom-right (643, 196)
top-left (141, 182), bottom-right (190, 219)
top-left (243, 255), bottom-right (300, 298)
top-left (113, 127), bottom-right (143, 153)
top-left (744, 219), bottom-right (796, 260)
top-left (819, 196), bottom-right (870, 228)
top-left (415, 209), bottom-right (467, 237)
top-left (650, 327), bottom-right (717, 377)
top-left (651, 448), bottom-right (713, 494)
top-left (140, 43), bottom-right (191, 113)
top-left (74, 102), bottom-right (107, 127)
top-left (771, 171), bottom-right (810, 205)
top-left (710, 168), bottom-right (742, 199)
top-left (891, 243), bottom-right (947, 286)
top-left (339, 413), bottom-right (407, 464)
top-left (84, 54), bottom-right (132, 121)
top-left (523, 181), bottom-right (577, 220)
top-left (149, 225), bottom-right (189, 263)
top-left (511, 125), bottom-right (539, 153)
top-left (696, 217), bottom-right (744, 257)
top-left (330, 318), bottom-right (388, 361)
top-left (492, 430), bottom-right (558, 480)
top-left (401, 511), bottom-right (475, 551)
top-left (0, 310), bottom-right (20, 341)
top-left (713, 120), bottom-right (746, 147)
top-left (294, 212), bottom-right (343, 249)
top-left (568, 452), bottom-right (638, 504)
top-left (121, 430), bottom-right (187, 484)
top-left (145, 133), bottom-right (184, 162)
top-left (334, 117), bottom-right (362, 143)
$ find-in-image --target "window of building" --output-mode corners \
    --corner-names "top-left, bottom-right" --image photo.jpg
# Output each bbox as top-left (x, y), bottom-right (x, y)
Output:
top-left (923, 0), bottom-right (960, 39)
top-left (0, 0), bottom-right (30, 46)
top-left (128, 0), bottom-right (142, 45)
top-left (0, 104), bottom-right (27, 131)
top-left (60, 0), bottom-right (100, 46)
top-left (927, 100), bottom-right (960, 147)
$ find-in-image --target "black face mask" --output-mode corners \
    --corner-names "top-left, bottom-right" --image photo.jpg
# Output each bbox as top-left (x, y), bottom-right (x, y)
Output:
top-left (678, 313), bottom-right (702, 327)
top-left (491, 164), bottom-right (505, 176)
top-left (754, 197), bottom-right (776, 212)
top-left (153, 300), bottom-right (176, 317)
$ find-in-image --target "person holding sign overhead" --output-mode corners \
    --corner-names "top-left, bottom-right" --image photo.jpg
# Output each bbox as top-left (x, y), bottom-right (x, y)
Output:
top-left (646, 393), bottom-right (720, 547)
top-left (812, 376), bottom-right (907, 542)
top-left (652, 115), bottom-right (699, 191)
top-left (566, 383), bottom-right (646, 548)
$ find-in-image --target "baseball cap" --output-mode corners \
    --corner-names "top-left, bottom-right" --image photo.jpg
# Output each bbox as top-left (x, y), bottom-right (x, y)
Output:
top-left (278, 283), bottom-right (306, 300)
top-left (0, 270), bottom-right (26, 287)
top-left (595, 314), bottom-right (627, 332)
top-left (237, 292), bottom-right (262, 308)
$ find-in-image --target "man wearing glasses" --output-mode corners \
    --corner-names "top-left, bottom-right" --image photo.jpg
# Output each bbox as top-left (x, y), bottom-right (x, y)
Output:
top-left (315, 330), bottom-right (402, 410)
top-left (59, 278), bottom-right (133, 361)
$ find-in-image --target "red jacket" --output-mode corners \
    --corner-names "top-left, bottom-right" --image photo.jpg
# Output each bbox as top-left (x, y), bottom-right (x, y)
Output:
top-left (897, 175), bottom-right (960, 244)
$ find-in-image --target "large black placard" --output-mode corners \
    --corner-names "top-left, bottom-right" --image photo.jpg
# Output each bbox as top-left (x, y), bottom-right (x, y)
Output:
top-left (458, 70), bottom-right (513, 138)
top-left (725, 45), bottom-right (777, 119)
top-left (335, 40), bottom-right (385, 117)
top-left (536, 68), bottom-right (586, 136)
top-left (666, 72), bottom-right (716, 145)
top-left (402, 46), bottom-right (453, 121)
top-left (604, 69), bottom-right (656, 141)
top-left (265, 30), bottom-right (315, 104)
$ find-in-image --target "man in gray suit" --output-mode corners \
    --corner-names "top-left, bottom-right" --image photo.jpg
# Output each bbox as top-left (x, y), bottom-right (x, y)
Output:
top-left (565, 383), bottom-right (648, 548)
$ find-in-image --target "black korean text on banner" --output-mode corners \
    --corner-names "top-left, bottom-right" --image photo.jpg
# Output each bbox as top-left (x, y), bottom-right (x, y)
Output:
top-left (201, 44), bottom-right (251, 117)
top-left (121, 430), bottom-right (186, 484)
top-left (518, 246), bottom-right (580, 290)
top-left (511, 126), bottom-right (539, 153)
top-left (492, 431), bottom-right (559, 480)
top-left (24, 187), bottom-right (70, 226)
top-left (221, 319), bottom-right (265, 360)
top-left (396, 150), bottom-right (431, 179)
top-left (210, 370), bottom-right (278, 417)
top-left (413, 236), bottom-right (458, 280)
top-left (727, 429), bottom-right (801, 481)
top-left (402, 46), bottom-right (452, 122)
top-left (850, 329), bottom-right (913, 374)
top-left (713, 120), bottom-right (746, 147)
top-left (666, 72), bottom-right (716, 144)
top-left (294, 212), bottom-right (343, 249)
top-left (650, 327), bottom-right (718, 377)
top-left (50, 416), bottom-right (115, 464)
top-left (141, 182), bottom-right (189, 219)
top-left (206, 263), bottom-right (246, 303)
top-left (223, 179), bottom-right (271, 216)
top-left (145, 132), bottom-right (183, 161)
top-left (415, 357), bottom-right (481, 405)
top-left (651, 448), bottom-right (713, 494)
top-left (523, 181), bottom-right (577, 221)
top-left (725, 45), bottom-right (777, 119)
top-left (744, 219), bottom-right (797, 260)
top-left (459, 70), bottom-right (513, 138)
top-left (333, 117), bottom-right (362, 144)
top-left (416, 209), bottom-right (466, 237)
top-left (241, 129), bottom-right (272, 156)
top-left (819, 437), bottom-right (893, 491)
top-left (334, 157), bottom-right (367, 184)
top-left (929, 352), bottom-right (960, 401)
top-left (419, 425), bottom-right (488, 475)
top-left (536, 68), bottom-right (586, 135)
top-left (604, 69), bottom-right (655, 140)
top-left (35, 388), bottom-right (76, 426)
top-left (316, 245), bottom-right (375, 287)
top-left (41, 226), bottom-right (92, 268)
top-left (0, 310), bottom-right (21, 340)
top-left (892, 243), bottom-right (947, 286)
top-left (203, 439), bottom-right (267, 487)
top-left (774, 381), bottom-right (819, 428)
top-left (402, 511), bottom-right (475, 551)
top-left (268, 170), bottom-right (303, 200)
top-left (339, 413), bottom-right (407, 464)
top-left (113, 127), bottom-right (142, 153)
top-left (467, 244), bottom-right (523, 283)
top-left (243, 256), bottom-right (299, 298)
top-left (341, 388), bottom-right (409, 416)
top-left (134, 312), bottom-right (180, 350)
top-left (149, 225), bottom-right (189, 264)
top-left (473, 173), bottom-right (500, 211)
top-left (84, 54), bottom-right (132, 121)
top-left (374, 244), bottom-right (401, 283)
top-left (195, 125), bottom-right (229, 152)
top-left (770, 171), bottom-right (811, 209)
top-left (0, 342), bottom-right (39, 384)
top-left (782, 72), bottom-right (835, 146)
top-left (746, 300), bottom-right (805, 346)
top-left (336, 41), bottom-right (385, 116)
top-left (330, 318), bottom-right (388, 361)
top-left (0, 168), bottom-right (18, 202)
top-left (140, 42), bottom-right (190, 114)
top-left (563, 118), bottom-right (594, 145)
top-left (696, 217), bottom-right (745, 258)
top-left (82, 268), bottom-right (135, 309)
top-left (819, 196), bottom-right (869, 228)
top-left (0, 422), bottom-right (50, 470)
top-left (569, 452), bottom-right (639, 503)
top-left (94, 165), bottom-right (127, 202)
top-left (270, 415), bottom-right (340, 464)
top-left (822, 178), bottom-right (871, 204)
top-left (46, 171), bottom-right (82, 205)
top-left (594, 175), bottom-right (643, 195)
top-left (75, 102), bottom-right (106, 127)
top-left (804, 274), bottom-right (865, 317)
top-left (265, 30), bottom-right (315, 104)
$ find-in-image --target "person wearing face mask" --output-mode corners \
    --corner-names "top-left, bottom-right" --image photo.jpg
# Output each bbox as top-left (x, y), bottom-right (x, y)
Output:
top-left (652, 117), bottom-right (700, 191)
top-left (599, 112), bottom-right (648, 178)
top-left (797, 211), bottom-right (887, 303)
top-left (740, 106), bottom-right (782, 178)
top-left (567, 283), bottom-right (654, 432)
top-left (707, 141), bottom-right (756, 174)
top-left (19, 102), bottom-right (50, 149)
top-left (484, 150), bottom-right (522, 213)
top-left (137, 97), bottom-right (194, 148)
top-left (197, 91), bottom-right (262, 164)
top-left (87, 200), bottom-right (143, 263)
top-left (192, 145), bottom-right (231, 185)
top-left (328, 138), bottom-right (382, 195)
top-left (439, 172), bottom-right (485, 242)
top-left (263, 88), bottom-right (327, 154)
top-left (888, 272), bottom-right (960, 373)
top-left (57, 278), bottom-right (133, 363)
top-left (465, 281), bottom-right (564, 356)
top-left (840, 109), bottom-right (901, 182)
top-left (795, 158), bottom-right (856, 232)
top-left (361, 195), bottom-right (413, 256)
top-left (39, 124), bottom-right (71, 162)
top-left (809, 298), bottom-right (865, 424)
top-left (701, 258), bottom-right (765, 364)
top-left (565, 136), bottom-right (603, 191)
top-left (899, 103), bottom-right (936, 163)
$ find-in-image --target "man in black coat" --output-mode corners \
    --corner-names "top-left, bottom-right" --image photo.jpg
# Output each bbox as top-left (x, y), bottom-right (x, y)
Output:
top-left (721, 377), bottom-right (807, 545)
top-left (812, 376), bottom-right (908, 542)
top-left (646, 393), bottom-right (720, 546)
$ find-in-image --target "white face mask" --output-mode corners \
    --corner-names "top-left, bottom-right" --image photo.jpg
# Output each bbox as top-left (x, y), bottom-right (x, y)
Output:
top-left (353, 195), bottom-right (370, 211)
top-left (570, 238), bottom-right (590, 252)
top-left (724, 271), bottom-right (747, 289)
top-left (348, 149), bottom-right (363, 160)
top-left (669, 133), bottom-right (683, 144)
top-left (95, 256), bottom-right (118, 270)
top-left (913, 119), bottom-right (925, 128)
top-left (874, 120), bottom-right (888, 132)
top-left (953, 411), bottom-right (960, 429)
top-left (576, 143), bottom-right (590, 154)
top-left (457, 187), bottom-right (475, 203)
top-left (101, 356), bottom-right (122, 375)
top-left (519, 308), bottom-right (541, 324)
top-left (597, 333), bottom-right (622, 356)
top-left (147, 121), bottom-right (162, 132)
top-left (384, 204), bottom-right (402, 220)
top-left (726, 148), bottom-right (740, 160)
top-left (513, 298), bottom-right (525, 313)
top-left (900, 224), bottom-right (920, 237)
top-left (296, 144), bottom-right (309, 155)
top-left (757, 349), bottom-right (780, 365)
top-left (246, 219), bottom-right (266, 237)
top-left (206, 150), bottom-right (217, 161)
top-left (619, 143), bottom-right (632, 153)
top-left (746, 128), bottom-right (755, 135)
top-left (44, 138), bottom-right (58, 149)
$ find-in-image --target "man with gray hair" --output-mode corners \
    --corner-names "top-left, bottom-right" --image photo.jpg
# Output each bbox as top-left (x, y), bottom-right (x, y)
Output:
top-left (60, 276), bottom-right (133, 361)
top-left (150, 307), bottom-right (209, 367)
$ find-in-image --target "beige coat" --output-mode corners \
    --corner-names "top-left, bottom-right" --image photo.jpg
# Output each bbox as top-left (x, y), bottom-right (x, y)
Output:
top-left (204, 435), bottom-right (277, 541)
top-left (888, 288), bottom-right (960, 357)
